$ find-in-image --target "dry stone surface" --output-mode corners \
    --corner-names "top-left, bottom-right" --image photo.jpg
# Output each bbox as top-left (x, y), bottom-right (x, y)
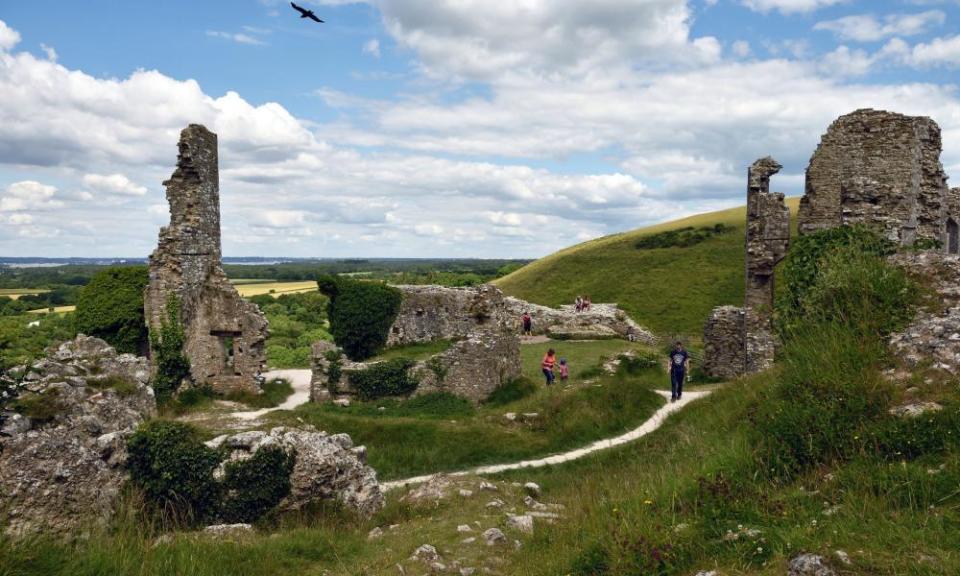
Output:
top-left (206, 426), bottom-right (384, 518)
top-left (503, 297), bottom-right (656, 343)
top-left (388, 284), bottom-right (509, 346)
top-left (798, 109), bottom-right (955, 247)
top-left (702, 305), bottom-right (745, 379)
top-left (145, 124), bottom-right (268, 395)
top-left (0, 335), bottom-right (156, 537)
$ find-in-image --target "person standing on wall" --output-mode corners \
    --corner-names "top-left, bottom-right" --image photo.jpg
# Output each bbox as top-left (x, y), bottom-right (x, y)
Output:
top-left (668, 341), bottom-right (689, 402)
top-left (521, 311), bottom-right (533, 336)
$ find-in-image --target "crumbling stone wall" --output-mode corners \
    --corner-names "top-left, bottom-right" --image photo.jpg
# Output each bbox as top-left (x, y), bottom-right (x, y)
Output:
top-left (702, 306), bottom-right (745, 380)
top-left (703, 157), bottom-right (789, 378)
top-left (144, 124), bottom-right (268, 395)
top-left (503, 297), bottom-right (657, 343)
top-left (798, 109), bottom-right (951, 247)
top-left (387, 285), bottom-right (509, 346)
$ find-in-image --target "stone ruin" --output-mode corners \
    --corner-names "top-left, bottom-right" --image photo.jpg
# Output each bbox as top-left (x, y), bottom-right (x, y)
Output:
top-left (704, 108), bottom-right (957, 379)
top-left (144, 124), bottom-right (268, 395)
top-left (799, 108), bottom-right (955, 249)
top-left (703, 158), bottom-right (790, 379)
top-left (502, 297), bottom-right (657, 343)
top-left (311, 284), bottom-right (522, 405)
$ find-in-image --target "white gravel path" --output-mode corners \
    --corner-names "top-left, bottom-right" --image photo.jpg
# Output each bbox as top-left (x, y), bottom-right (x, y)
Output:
top-left (230, 368), bottom-right (312, 421)
top-left (381, 388), bottom-right (711, 491)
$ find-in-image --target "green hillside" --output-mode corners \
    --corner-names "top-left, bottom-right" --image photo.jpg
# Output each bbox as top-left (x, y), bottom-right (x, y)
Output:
top-left (495, 198), bottom-right (802, 338)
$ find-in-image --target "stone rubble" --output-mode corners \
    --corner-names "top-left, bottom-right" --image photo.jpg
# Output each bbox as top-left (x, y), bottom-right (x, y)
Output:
top-left (0, 335), bottom-right (156, 537)
top-left (788, 553), bottom-right (836, 576)
top-left (206, 426), bottom-right (384, 518)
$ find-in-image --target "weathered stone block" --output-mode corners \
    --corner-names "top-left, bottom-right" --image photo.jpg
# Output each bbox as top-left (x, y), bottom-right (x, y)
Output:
top-left (703, 306), bottom-right (745, 379)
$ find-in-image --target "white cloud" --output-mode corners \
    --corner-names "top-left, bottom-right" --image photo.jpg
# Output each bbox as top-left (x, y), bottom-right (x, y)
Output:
top-left (39, 43), bottom-right (57, 61)
top-left (0, 181), bottom-right (62, 212)
top-left (814, 11), bottom-right (945, 42)
top-left (741, 0), bottom-right (846, 14)
top-left (732, 40), bottom-right (751, 58)
top-left (820, 45), bottom-right (876, 76)
top-left (206, 30), bottom-right (268, 46)
top-left (82, 173), bottom-right (147, 196)
top-left (362, 38), bottom-right (381, 58)
top-left (5, 213), bottom-right (34, 225)
top-left (251, 209), bottom-right (308, 228)
top-left (881, 35), bottom-right (960, 68)
top-left (0, 20), bottom-right (20, 51)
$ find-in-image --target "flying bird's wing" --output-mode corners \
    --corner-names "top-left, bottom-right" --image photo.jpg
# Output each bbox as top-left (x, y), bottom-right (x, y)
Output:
top-left (290, 2), bottom-right (308, 16)
top-left (308, 14), bottom-right (324, 22)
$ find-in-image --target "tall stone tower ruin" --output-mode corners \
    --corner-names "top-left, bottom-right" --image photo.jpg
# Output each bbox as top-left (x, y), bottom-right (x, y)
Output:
top-left (144, 124), bottom-right (268, 394)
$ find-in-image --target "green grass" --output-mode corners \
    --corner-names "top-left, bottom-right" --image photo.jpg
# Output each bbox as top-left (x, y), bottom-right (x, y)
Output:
top-left (369, 339), bottom-right (456, 363)
top-left (495, 198), bottom-right (801, 339)
top-left (266, 340), bottom-right (666, 480)
top-left (225, 378), bottom-right (295, 409)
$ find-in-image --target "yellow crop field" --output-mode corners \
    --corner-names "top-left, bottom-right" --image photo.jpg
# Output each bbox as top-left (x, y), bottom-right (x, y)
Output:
top-left (234, 281), bottom-right (317, 298)
top-left (27, 305), bottom-right (76, 315)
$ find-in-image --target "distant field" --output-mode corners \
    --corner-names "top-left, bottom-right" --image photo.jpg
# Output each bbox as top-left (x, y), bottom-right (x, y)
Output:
top-left (0, 288), bottom-right (50, 300)
top-left (229, 278), bottom-right (276, 286)
top-left (234, 281), bottom-right (317, 298)
top-left (27, 305), bottom-right (76, 315)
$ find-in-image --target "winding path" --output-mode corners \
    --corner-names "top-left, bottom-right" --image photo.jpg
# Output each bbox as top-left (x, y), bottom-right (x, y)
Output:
top-left (381, 388), bottom-right (711, 491)
top-left (224, 369), bottom-right (712, 491)
top-left (230, 369), bottom-right (312, 421)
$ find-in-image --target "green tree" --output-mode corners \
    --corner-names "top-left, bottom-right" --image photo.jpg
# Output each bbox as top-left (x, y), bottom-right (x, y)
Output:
top-left (317, 275), bottom-right (402, 361)
top-left (150, 295), bottom-right (191, 403)
top-left (74, 266), bottom-right (149, 354)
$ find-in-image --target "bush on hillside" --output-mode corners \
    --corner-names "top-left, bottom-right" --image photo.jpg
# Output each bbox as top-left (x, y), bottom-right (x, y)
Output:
top-left (347, 358), bottom-right (418, 400)
top-left (126, 420), bottom-right (221, 524)
top-left (220, 445), bottom-right (295, 524)
top-left (149, 295), bottom-right (191, 404)
top-left (634, 223), bottom-right (732, 250)
top-left (75, 266), bottom-right (149, 355)
top-left (317, 275), bottom-right (402, 361)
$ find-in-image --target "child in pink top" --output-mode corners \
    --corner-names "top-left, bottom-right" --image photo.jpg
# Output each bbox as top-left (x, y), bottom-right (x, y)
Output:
top-left (558, 358), bottom-right (569, 382)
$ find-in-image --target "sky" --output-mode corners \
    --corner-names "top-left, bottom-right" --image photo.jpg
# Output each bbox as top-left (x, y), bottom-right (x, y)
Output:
top-left (0, 0), bottom-right (959, 259)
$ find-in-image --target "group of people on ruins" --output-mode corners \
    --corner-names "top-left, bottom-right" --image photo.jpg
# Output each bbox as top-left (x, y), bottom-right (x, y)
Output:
top-left (574, 295), bottom-right (591, 312)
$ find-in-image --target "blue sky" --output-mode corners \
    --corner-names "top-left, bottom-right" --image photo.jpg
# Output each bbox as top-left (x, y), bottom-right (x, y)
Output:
top-left (1, 0), bottom-right (959, 258)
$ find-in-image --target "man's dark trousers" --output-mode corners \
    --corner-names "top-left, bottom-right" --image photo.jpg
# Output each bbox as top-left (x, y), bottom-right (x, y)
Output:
top-left (671, 370), bottom-right (684, 400)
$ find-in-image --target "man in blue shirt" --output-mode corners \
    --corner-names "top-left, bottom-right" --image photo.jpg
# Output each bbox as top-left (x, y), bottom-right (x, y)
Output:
top-left (668, 341), bottom-right (689, 402)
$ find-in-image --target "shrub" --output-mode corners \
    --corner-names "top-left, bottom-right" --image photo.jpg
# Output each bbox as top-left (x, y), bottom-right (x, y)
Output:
top-left (87, 374), bottom-right (138, 397)
top-left (150, 295), bottom-right (191, 404)
top-left (866, 406), bottom-right (960, 461)
top-left (484, 377), bottom-right (538, 406)
top-left (348, 358), bottom-right (418, 400)
top-left (324, 349), bottom-right (342, 395)
top-left (634, 223), bottom-right (732, 250)
top-left (12, 389), bottom-right (65, 424)
top-left (317, 275), bottom-right (402, 361)
top-left (126, 420), bottom-right (221, 524)
top-left (220, 445), bottom-right (295, 524)
top-left (75, 266), bottom-right (149, 355)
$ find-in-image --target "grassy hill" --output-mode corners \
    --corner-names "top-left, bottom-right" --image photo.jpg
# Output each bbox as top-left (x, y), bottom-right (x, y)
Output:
top-left (495, 198), bottom-right (802, 338)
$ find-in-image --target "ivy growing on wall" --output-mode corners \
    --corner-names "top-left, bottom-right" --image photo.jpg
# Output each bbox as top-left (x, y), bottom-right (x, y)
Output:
top-left (150, 294), bottom-right (191, 404)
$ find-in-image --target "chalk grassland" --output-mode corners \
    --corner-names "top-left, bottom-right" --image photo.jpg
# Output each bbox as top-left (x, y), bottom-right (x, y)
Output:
top-left (232, 281), bottom-right (318, 298)
top-left (495, 198), bottom-right (802, 338)
top-left (0, 288), bottom-right (50, 300)
top-left (265, 339), bottom-right (666, 481)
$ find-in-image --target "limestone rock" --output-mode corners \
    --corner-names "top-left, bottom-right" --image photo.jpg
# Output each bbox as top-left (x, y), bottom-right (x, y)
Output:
top-left (506, 514), bottom-right (534, 534)
top-left (144, 124), bottom-right (268, 395)
top-left (483, 527), bottom-right (507, 546)
top-left (401, 474), bottom-right (455, 506)
top-left (788, 553), bottom-right (836, 576)
top-left (203, 523), bottom-right (253, 538)
top-left (388, 284), bottom-right (510, 346)
top-left (889, 402), bottom-right (943, 418)
top-left (0, 335), bottom-right (156, 538)
top-left (503, 297), bottom-right (656, 343)
top-left (523, 482), bottom-right (541, 498)
top-left (411, 544), bottom-right (440, 563)
top-left (206, 426), bottom-right (383, 517)
top-left (703, 306), bottom-right (745, 379)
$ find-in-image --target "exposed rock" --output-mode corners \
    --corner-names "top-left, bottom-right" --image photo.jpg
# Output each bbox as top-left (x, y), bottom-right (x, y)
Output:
top-left (411, 544), bottom-right (440, 563)
top-left (144, 124), bottom-right (268, 395)
top-left (694, 572), bottom-right (718, 576)
top-left (523, 482), bottom-right (541, 498)
top-left (799, 109), bottom-right (954, 248)
top-left (459, 489), bottom-right (474, 498)
top-left (479, 480), bottom-right (498, 492)
top-left (203, 523), bottom-right (253, 538)
top-left (788, 553), bottom-right (836, 576)
top-left (389, 284), bottom-right (510, 346)
top-left (206, 426), bottom-right (383, 517)
top-left (486, 499), bottom-right (505, 509)
top-left (833, 550), bottom-right (852, 566)
top-left (401, 474), bottom-right (455, 506)
top-left (889, 402), bottom-right (943, 418)
top-left (368, 526), bottom-right (384, 540)
top-left (0, 335), bottom-right (156, 538)
top-left (483, 527), bottom-right (507, 546)
top-left (506, 514), bottom-right (534, 534)
top-left (503, 297), bottom-right (656, 343)
top-left (457, 524), bottom-right (473, 533)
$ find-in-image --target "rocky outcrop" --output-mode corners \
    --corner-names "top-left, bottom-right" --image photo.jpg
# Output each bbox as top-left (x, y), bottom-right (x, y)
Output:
top-left (798, 109), bottom-right (953, 248)
top-left (411, 328), bottom-right (522, 403)
top-left (503, 297), bottom-right (656, 343)
top-left (388, 285), bottom-right (510, 346)
top-left (0, 335), bottom-right (156, 537)
top-left (145, 124), bottom-right (268, 395)
top-left (206, 426), bottom-right (384, 518)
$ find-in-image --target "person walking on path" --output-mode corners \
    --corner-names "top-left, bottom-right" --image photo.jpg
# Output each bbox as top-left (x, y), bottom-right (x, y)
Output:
top-left (521, 311), bottom-right (533, 336)
top-left (541, 348), bottom-right (557, 386)
top-left (668, 341), bottom-right (689, 402)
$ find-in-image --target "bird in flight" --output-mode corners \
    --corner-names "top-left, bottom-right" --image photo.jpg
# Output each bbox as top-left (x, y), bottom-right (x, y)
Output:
top-left (290, 2), bottom-right (324, 23)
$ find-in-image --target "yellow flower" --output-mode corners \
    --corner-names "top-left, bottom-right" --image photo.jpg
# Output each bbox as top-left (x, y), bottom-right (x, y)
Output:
top-left (644, 499), bottom-right (653, 505)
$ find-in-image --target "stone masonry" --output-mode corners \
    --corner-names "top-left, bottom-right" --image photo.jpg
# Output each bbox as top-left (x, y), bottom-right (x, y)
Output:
top-left (798, 109), bottom-right (953, 247)
top-left (144, 124), bottom-right (268, 395)
top-left (387, 284), bottom-right (509, 347)
top-left (703, 157), bottom-right (789, 378)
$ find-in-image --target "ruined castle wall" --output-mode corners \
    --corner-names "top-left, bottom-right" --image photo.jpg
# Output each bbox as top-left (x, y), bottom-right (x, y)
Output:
top-left (387, 285), bottom-right (509, 346)
top-left (145, 124), bottom-right (268, 395)
top-left (702, 306), bottom-right (745, 380)
top-left (798, 109), bottom-right (950, 246)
